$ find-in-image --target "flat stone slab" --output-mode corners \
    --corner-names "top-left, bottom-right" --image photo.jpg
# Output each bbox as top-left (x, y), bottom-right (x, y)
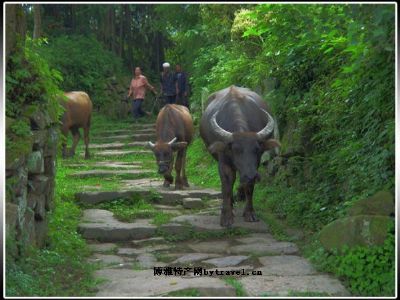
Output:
top-left (239, 274), bottom-right (350, 297)
top-left (159, 223), bottom-right (187, 235)
top-left (136, 253), bottom-right (157, 269)
top-left (170, 212), bottom-right (268, 233)
top-left (65, 162), bottom-right (142, 169)
top-left (94, 133), bottom-right (155, 142)
top-left (78, 209), bottom-right (156, 242)
top-left (230, 242), bottom-right (299, 256)
top-left (117, 245), bottom-right (170, 256)
top-left (94, 268), bottom-right (236, 297)
top-left (88, 243), bottom-right (118, 253)
top-left (235, 233), bottom-right (276, 244)
top-left (95, 150), bottom-right (152, 156)
top-left (75, 191), bottom-right (137, 205)
top-left (202, 255), bottom-right (249, 268)
top-left (121, 178), bottom-right (164, 188)
top-left (172, 253), bottom-right (221, 264)
top-left (90, 254), bottom-right (125, 265)
top-left (183, 198), bottom-right (204, 209)
top-left (257, 255), bottom-right (318, 276)
top-left (131, 237), bottom-right (165, 246)
top-left (187, 240), bottom-right (231, 254)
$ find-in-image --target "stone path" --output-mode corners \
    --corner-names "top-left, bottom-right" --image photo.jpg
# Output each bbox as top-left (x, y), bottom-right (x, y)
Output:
top-left (70, 121), bottom-right (349, 297)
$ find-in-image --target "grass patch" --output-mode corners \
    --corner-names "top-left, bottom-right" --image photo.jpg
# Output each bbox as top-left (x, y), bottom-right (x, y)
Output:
top-left (151, 212), bottom-right (177, 226)
top-left (223, 277), bottom-right (247, 296)
top-left (166, 288), bottom-right (201, 297)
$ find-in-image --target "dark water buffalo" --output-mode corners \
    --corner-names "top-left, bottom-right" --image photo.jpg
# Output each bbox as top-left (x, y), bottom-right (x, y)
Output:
top-left (61, 91), bottom-right (93, 159)
top-left (148, 104), bottom-right (194, 189)
top-left (200, 85), bottom-right (280, 227)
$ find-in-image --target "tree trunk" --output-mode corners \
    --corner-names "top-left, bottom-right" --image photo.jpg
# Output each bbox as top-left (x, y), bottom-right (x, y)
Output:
top-left (119, 4), bottom-right (124, 58)
top-left (33, 4), bottom-right (41, 39)
top-left (6, 4), bottom-right (26, 61)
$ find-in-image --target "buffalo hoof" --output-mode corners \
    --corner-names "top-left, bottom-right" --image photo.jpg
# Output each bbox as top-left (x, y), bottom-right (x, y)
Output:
top-left (175, 183), bottom-right (184, 190)
top-left (183, 179), bottom-right (190, 188)
top-left (243, 210), bottom-right (259, 222)
top-left (163, 181), bottom-right (171, 188)
top-left (220, 210), bottom-right (234, 228)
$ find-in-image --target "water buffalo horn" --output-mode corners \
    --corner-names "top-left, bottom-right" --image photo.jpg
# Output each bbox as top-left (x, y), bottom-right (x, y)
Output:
top-left (210, 111), bottom-right (233, 143)
top-left (167, 137), bottom-right (178, 145)
top-left (256, 109), bottom-right (275, 140)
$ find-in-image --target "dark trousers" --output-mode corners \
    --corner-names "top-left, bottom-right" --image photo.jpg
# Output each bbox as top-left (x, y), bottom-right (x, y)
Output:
top-left (176, 92), bottom-right (189, 108)
top-left (164, 95), bottom-right (176, 105)
top-left (132, 99), bottom-right (145, 118)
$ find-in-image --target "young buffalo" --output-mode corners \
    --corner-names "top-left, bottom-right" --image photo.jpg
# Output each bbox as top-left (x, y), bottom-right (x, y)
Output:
top-left (148, 104), bottom-right (194, 189)
top-left (61, 91), bottom-right (93, 159)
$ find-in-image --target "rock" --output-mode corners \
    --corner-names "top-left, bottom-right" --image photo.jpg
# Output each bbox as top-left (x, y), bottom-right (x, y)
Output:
top-left (14, 167), bottom-right (28, 197)
top-left (30, 110), bottom-right (49, 129)
top-left (6, 202), bottom-right (18, 231)
top-left (117, 248), bottom-right (144, 256)
top-left (90, 142), bottom-right (147, 150)
top-left (202, 255), bottom-right (249, 267)
top-left (319, 215), bottom-right (393, 251)
top-left (91, 254), bottom-right (125, 265)
top-left (75, 191), bottom-right (135, 205)
top-left (159, 223), bottom-right (187, 235)
top-left (182, 198), bottom-right (204, 209)
top-left (131, 237), bottom-right (165, 246)
top-left (94, 268), bottom-right (236, 297)
top-left (20, 208), bottom-right (36, 247)
top-left (136, 253), bottom-right (157, 269)
top-left (32, 130), bottom-right (48, 148)
top-left (235, 233), bottom-right (275, 244)
top-left (239, 274), bottom-right (349, 297)
top-left (172, 253), bottom-right (220, 264)
top-left (27, 151), bottom-right (44, 174)
top-left (347, 191), bottom-right (394, 217)
top-left (45, 127), bottom-right (58, 155)
top-left (29, 175), bottom-right (49, 195)
top-left (88, 243), bottom-right (118, 253)
top-left (34, 218), bottom-right (48, 248)
top-left (257, 255), bottom-right (317, 275)
top-left (170, 210), bottom-right (268, 233)
top-left (27, 193), bottom-right (46, 220)
top-left (78, 209), bottom-right (157, 242)
top-left (230, 242), bottom-right (299, 256)
top-left (44, 156), bottom-right (56, 177)
top-left (187, 240), bottom-right (231, 254)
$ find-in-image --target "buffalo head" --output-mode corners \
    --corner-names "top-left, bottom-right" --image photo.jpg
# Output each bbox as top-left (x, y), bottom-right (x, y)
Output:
top-left (208, 109), bottom-right (280, 185)
top-left (148, 137), bottom-right (187, 175)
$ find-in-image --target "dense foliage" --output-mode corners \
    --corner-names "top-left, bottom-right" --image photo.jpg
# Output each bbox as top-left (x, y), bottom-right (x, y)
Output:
top-left (39, 34), bottom-right (126, 109)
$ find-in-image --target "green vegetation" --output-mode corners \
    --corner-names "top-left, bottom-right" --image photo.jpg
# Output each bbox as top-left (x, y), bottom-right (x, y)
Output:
top-left (307, 222), bottom-right (395, 296)
top-left (224, 277), bottom-right (247, 296)
top-left (166, 288), bottom-right (201, 297)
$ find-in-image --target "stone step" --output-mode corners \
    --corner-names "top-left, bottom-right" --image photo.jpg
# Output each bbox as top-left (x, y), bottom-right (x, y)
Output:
top-left (94, 149), bottom-right (153, 157)
top-left (163, 208), bottom-right (269, 234)
top-left (69, 169), bottom-right (155, 179)
top-left (93, 133), bottom-right (156, 142)
top-left (78, 209), bottom-right (156, 242)
top-left (238, 274), bottom-right (350, 297)
top-left (90, 141), bottom-right (148, 150)
top-left (93, 268), bottom-right (236, 297)
top-left (75, 187), bottom-right (222, 206)
top-left (64, 161), bottom-right (143, 169)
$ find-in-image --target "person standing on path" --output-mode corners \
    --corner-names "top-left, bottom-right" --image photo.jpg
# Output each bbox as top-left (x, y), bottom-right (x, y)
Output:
top-left (160, 62), bottom-right (177, 105)
top-left (127, 67), bottom-right (157, 121)
top-left (175, 64), bottom-right (190, 109)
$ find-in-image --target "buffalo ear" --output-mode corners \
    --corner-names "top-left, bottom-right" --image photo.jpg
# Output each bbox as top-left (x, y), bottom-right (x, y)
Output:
top-left (171, 142), bottom-right (188, 151)
top-left (208, 141), bottom-right (226, 154)
top-left (262, 139), bottom-right (281, 151)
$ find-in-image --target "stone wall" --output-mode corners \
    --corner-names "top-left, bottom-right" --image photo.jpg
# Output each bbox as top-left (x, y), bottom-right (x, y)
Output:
top-left (6, 109), bottom-right (59, 253)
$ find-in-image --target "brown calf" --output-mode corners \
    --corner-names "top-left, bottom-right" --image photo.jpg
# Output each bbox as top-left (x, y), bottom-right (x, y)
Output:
top-left (148, 104), bottom-right (194, 189)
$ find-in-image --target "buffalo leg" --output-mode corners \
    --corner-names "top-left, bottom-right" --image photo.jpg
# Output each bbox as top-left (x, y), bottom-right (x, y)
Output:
top-left (235, 185), bottom-right (246, 202)
top-left (61, 127), bottom-right (69, 158)
top-left (84, 117), bottom-right (91, 159)
top-left (243, 183), bottom-right (259, 222)
top-left (163, 155), bottom-right (174, 188)
top-left (69, 127), bottom-right (80, 157)
top-left (218, 156), bottom-right (235, 227)
top-left (174, 149), bottom-right (184, 190)
top-left (181, 148), bottom-right (190, 187)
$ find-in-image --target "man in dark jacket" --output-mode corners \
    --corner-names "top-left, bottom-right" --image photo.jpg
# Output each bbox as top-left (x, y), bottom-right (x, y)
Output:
top-left (160, 62), bottom-right (176, 104)
top-left (175, 64), bottom-right (190, 108)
